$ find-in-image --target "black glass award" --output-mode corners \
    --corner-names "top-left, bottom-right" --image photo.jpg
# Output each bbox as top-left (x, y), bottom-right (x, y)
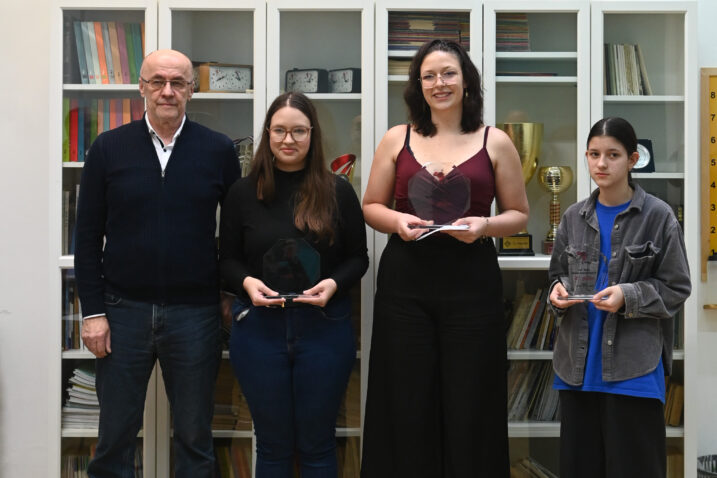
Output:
top-left (262, 238), bottom-right (320, 300)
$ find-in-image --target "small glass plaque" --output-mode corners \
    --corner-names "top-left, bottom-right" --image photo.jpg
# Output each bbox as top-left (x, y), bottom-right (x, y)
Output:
top-left (558, 244), bottom-right (609, 301)
top-left (407, 162), bottom-right (471, 236)
top-left (262, 238), bottom-right (320, 299)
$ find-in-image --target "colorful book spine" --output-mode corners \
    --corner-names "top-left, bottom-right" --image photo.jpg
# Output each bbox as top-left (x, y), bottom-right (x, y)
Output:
top-left (131, 23), bottom-right (143, 81)
top-left (124, 23), bottom-right (138, 83)
top-left (108, 22), bottom-right (123, 84)
top-left (82, 22), bottom-right (99, 84)
top-left (72, 22), bottom-right (88, 84)
top-left (116, 23), bottom-right (131, 84)
top-left (109, 99), bottom-right (118, 130)
top-left (77, 99), bottom-right (85, 162)
top-left (62, 97), bottom-right (70, 162)
top-left (94, 22), bottom-right (109, 84)
top-left (103, 99), bottom-right (110, 132)
top-left (69, 99), bottom-right (78, 162)
top-left (122, 98), bottom-right (131, 125)
top-left (89, 98), bottom-right (99, 145)
top-left (97, 99), bottom-right (104, 136)
top-left (101, 22), bottom-right (115, 84)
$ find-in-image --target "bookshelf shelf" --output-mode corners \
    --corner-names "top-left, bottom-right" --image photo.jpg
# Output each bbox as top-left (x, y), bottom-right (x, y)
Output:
top-left (62, 162), bottom-right (85, 168)
top-left (498, 255), bottom-right (550, 270)
top-left (59, 256), bottom-right (74, 269)
top-left (388, 74), bottom-right (408, 83)
top-left (496, 51), bottom-right (577, 60)
top-left (336, 428), bottom-right (362, 438)
top-left (212, 430), bottom-right (254, 439)
top-left (604, 95), bottom-right (685, 104)
top-left (61, 429), bottom-right (145, 438)
top-left (507, 350), bottom-right (553, 361)
top-left (62, 350), bottom-right (94, 360)
top-left (304, 93), bottom-right (362, 101)
top-left (496, 76), bottom-right (577, 84)
top-left (508, 421), bottom-right (560, 438)
top-left (63, 84), bottom-right (140, 91)
top-left (633, 172), bottom-right (685, 180)
top-left (191, 92), bottom-right (254, 101)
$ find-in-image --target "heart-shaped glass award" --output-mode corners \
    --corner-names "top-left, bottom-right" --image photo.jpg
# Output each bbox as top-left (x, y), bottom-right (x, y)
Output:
top-left (407, 161), bottom-right (471, 234)
top-left (262, 238), bottom-right (320, 299)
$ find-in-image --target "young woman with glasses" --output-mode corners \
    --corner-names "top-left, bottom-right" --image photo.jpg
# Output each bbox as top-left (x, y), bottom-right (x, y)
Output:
top-left (360, 39), bottom-right (529, 477)
top-left (219, 91), bottom-right (368, 478)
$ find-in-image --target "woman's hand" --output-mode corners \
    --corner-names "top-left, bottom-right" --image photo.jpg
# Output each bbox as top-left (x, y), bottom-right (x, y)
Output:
top-left (442, 216), bottom-right (490, 244)
top-left (293, 278), bottom-right (338, 308)
top-left (591, 285), bottom-right (625, 313)
top-left (398, 213), bottom-right (432, 241)
top-left (242, 276), bottom-right (285, 307)
top-left (549, 282), bottom-right (583, 309)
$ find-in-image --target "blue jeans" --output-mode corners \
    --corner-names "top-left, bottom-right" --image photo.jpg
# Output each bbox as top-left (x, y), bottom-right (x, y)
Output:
top-left (87, 294), bottom-right (221, 478)
top-left (229, 297), bottom-right (355, 478)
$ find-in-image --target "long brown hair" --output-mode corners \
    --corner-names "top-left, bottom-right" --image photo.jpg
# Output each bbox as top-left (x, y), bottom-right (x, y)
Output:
top-left (250, 92), bottom-right (337, 241)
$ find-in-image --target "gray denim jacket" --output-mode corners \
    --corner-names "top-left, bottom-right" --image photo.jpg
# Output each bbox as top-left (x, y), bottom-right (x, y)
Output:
top-left (548, 185), bottom-right (691, 385)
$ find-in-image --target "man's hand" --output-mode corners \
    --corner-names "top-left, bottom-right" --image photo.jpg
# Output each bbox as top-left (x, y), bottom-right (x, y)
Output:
top-left (81, 316), bottom-right (111, 358)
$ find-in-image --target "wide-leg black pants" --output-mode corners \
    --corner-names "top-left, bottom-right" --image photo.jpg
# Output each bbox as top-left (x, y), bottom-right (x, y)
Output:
top-left (361, 234), bottom-right (509, 478)
top-left (559, 390), bottom-right (666, 478)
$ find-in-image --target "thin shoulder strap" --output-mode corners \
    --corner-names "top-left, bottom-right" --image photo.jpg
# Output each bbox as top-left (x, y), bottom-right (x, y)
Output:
top-left (483, 125), bottom-right (490, 145)
top-left (404, 124), bottom-right (411, 146)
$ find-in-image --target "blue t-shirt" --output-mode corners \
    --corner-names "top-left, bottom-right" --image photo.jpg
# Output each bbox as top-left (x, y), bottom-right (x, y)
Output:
top-left (554, 199), bottom-right (665, 402)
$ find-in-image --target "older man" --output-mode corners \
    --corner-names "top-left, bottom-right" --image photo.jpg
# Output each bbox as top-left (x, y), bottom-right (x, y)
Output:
top-left (75, 49), bottom-right (240, 477)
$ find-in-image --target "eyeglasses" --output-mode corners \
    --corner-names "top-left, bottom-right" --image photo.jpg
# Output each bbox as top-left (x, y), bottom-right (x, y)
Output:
top-left (140, 76), bottom-right (193, 92)
top-left (419, 70), bottom-right (460, 88)
top-left (268, 126), bottom-right (312, 142)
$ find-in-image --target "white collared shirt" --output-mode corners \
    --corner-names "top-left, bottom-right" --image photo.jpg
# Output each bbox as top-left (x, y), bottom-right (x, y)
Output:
top-left (145, 114), bottom-right (186, 172)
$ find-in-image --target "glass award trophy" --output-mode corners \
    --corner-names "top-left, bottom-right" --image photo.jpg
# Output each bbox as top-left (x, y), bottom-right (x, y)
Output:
top-left (407, 161), bottom-right (471, 238)
top-left (558, 244), bottom-right (609, 300)
top-left (262, 238), bottom-right (320, 300)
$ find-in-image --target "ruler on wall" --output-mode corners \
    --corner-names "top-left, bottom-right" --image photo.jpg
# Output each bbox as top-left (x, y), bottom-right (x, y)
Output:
top-left (702, 68), bottom-right (717, 281)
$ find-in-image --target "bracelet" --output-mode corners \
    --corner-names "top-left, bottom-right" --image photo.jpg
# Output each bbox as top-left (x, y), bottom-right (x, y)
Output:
top-left (481, 216), bottom-right (490, 238)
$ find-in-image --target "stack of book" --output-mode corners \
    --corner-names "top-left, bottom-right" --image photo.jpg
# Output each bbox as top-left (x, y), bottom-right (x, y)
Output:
top-left (388, 12), bottom-right (469, 52)
top-left (214, 440), bottom-right (251, 478)
top-left (62, 368), bottom-right (100, 430)
top-left (212, 362), bottom-right (252, 431)
top-left (507, 361), bottom-right (560, 422)
top-left (664, 380), bottom-right (684, 427)
top-left (387, 58), bottom-right (411, 76)
top-left (496, 13), bottom-right (530, 52)
top-left (337, 366), bottom-right (360, 428)
top-left (510, 456), bottom-right (558, 478)
top-left (506, 289), bottom-right (557, 351)
top-left (61, 452), bottom-right (90, 478)
top-left (62, 97), bottom-right (145, 163)
top-left (337, 437), bottom-right (361, 478)
top-left (604, 43), bottom-right (652, 95)
top-left (66, 20), bottom-right (145, 85)
top-left (61, 270), bottom-right (84, 350)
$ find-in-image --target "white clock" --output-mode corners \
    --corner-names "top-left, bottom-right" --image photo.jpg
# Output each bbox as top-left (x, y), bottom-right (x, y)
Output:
top-left (194, 62), bottom-right (252, 93)
top-left (328, 68), bottom-right (361, 93)
top-left (633, 139), bottom-right (655, 173)
top-left (285, 68), bottom-right (328, 93)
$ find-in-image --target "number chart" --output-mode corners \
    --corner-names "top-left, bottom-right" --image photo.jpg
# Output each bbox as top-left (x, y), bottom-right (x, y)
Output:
top-left (702, 68), bottom-right (717, 281)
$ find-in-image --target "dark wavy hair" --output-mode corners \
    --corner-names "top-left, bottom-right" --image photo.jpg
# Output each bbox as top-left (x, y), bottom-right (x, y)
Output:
top-left (404, 39), bottom-right (484, 137)
top-left (587, 117), bottom-right (637, 185)
top-left (250, 92), bottom-right (337, 241)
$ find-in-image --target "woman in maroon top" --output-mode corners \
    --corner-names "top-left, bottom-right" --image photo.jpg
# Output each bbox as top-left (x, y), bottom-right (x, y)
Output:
top-left (361, 40), bottom-right (529, 477)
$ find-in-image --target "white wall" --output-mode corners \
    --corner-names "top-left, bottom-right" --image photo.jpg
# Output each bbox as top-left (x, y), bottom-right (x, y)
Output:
top-left (0, 0), bottom-right (53, 476)
top-left (0, 0), bottom-right (715, 476)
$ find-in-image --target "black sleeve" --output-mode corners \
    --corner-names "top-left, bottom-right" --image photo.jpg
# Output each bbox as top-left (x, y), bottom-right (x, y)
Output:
top-left (330, 178), bottom-right (369, 295)
top-left (219, 180), bottom-right (252, 296)
top-left (74, 136), bottom-right (108, 317)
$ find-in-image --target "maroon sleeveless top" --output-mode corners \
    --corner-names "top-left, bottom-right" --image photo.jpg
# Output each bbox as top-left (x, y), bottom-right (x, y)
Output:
top-left (394, 125), bottom-right (496, 220)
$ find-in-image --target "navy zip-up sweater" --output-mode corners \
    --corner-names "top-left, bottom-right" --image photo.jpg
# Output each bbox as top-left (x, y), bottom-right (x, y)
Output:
top-left (74, 117), bottom-right (240, 317)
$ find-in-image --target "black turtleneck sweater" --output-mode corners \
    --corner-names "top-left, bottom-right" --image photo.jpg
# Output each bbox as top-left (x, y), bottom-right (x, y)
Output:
top-left (219, 168), bottom-right (368, 300)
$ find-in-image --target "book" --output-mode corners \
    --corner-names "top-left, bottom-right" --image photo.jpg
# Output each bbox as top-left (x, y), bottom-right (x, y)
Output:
top-left (69, 99), bottom-right (78, 162)
top-left (72, 21), bottom-right (88, 84)
top-left (93, 22), bottom-right (109, 84)
top-left (108, 22), bottom-right (123, 84)
top-left (506, 293), bottom-right (534, 348)
top-left (131, 23), bottom-right (144, 80)
top-left (62, 97), bottom-right (70, 162)
top-left (101, 22), bottom-right (115, 84)
top-left (124, 23), bottom-right (138, 83)
top-left (523, 289), bottom-right (548, 349)
top-left (116, 22), bottom-right (131, 84)
top-left (82, 22), bottom-right (99, 84)
top-left (635, 43), bottom-right (653, 95)
top-left (517, 289), bottom-right (543, 349)
top-left (122, 98), bottom-right (131, 125)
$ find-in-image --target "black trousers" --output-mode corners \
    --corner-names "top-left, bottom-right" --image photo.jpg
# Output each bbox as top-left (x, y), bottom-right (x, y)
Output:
top-left (559, 390), bottom-right (666, 478)
top-left (361, 235), bottom-right (508, 478)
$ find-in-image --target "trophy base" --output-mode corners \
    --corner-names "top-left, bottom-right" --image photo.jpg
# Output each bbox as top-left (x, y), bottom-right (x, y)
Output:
top-left (498, 234), bottom-right (534, 256)
top-left (543, 240), bottom-right (555, 255)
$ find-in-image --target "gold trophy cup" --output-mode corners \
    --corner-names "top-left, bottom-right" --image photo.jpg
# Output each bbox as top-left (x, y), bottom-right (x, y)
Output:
top-left (538, 166), bottom-right (573, 255)
top-left (496, 122), bottom-right (543, 255)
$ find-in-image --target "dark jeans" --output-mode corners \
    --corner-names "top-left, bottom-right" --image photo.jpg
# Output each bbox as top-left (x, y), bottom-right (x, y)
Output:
top-left (229, 297), bottom-right (355, 478)
top-left (88, 294), bottom-right (221, 478)
top-left (559, 390), bottom-right (666, 478)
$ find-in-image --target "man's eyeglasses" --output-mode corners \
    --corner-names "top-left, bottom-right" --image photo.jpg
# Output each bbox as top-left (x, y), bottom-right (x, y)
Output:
top-left (268, 126), bottom-right (312, 143)
top-left (419, 70), bottom-right (460, 88)
top-left (140, 76), bottom-right (193, 92)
